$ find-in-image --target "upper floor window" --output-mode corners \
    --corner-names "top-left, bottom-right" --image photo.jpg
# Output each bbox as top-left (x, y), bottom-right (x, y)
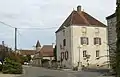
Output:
top-left (81, 37), bottom-right (88, 45)
top-left (83, 50), bottom-right (87, 57)
top-left (63, 39), bottom-right (66, 46)
top-left (63, 30), bottom-right (65, 36)
top-left (94, 37), bottom-right (101, 45)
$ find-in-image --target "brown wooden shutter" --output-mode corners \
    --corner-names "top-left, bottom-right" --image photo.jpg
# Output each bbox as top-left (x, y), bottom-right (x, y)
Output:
top-left (87, 37), bottom-right (89, 45)
top-left (81, 37), bottom-right (83, 45)
top-left (94, 38), bottom-right (96, 45)
top-left (99, 38), bottom-right (101, 45)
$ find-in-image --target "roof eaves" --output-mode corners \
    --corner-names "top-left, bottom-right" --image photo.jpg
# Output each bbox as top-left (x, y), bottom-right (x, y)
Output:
top-left (55, 11), bottom-right (75, 33)
top-left (106, 13), bottom-right (116, 20)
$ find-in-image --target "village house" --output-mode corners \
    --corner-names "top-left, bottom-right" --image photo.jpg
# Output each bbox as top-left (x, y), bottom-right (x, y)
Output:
top-left (18, 49), bottom-right (36, 64)
top-left (106, 13), bottom-right (116, 68)
top-left (56, 6), bottom-right (109, 69)
top-left (18, 49), bottom-right (35, 58)
top-left (32, 40), bottom-right (54, 67)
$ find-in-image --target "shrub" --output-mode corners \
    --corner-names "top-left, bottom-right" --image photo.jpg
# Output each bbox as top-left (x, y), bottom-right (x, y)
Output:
top-left (73, 66), bottom-right (78, 71)
top-left (0, 64), bottom-right (3, 71)
top-left (2, 58), bottom-right (22, 74)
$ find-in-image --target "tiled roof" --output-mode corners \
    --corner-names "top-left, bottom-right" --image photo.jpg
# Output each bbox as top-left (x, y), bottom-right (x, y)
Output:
top-left (19, 50), bottom-right (36, 55)
top-left (39, 45), bottom-right (53, 57)
top-left (56, 10), bottom-right (106, 33)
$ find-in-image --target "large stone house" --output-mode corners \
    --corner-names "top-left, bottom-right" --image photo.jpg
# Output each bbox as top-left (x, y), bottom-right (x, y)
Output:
top-left (56, 6), bottom-right (109, 69)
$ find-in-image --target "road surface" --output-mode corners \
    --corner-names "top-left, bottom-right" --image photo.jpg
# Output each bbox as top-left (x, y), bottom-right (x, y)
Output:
top-left (18, 66), bottom-right (108, 77)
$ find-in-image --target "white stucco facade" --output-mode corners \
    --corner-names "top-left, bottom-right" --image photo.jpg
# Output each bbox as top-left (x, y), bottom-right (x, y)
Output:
top-left (56, 25), bottom-right (109, 69)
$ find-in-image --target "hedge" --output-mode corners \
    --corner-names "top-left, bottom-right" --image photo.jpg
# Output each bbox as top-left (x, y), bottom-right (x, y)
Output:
top-left (2, 58), bottom-right (22, 74)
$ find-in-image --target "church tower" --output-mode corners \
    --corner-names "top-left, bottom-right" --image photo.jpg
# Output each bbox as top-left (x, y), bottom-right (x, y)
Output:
top-left (36, 40), bottom-right (41, 52)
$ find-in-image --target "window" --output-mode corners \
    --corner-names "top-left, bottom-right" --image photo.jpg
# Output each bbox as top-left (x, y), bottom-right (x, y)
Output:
top-left (96, 50), bottom-right (100, 57)
top-left (81, 37), bottom-right (88, 45)
top-left (82, 27), bottom-right (87, 33)
top-left (83, 50), bottom-right (87, 57)
top-left (94, 37), bottom-right (101, 45)
top-left (95, 28), bottom-right (99, 34)
top-left (63, 30), bottom-right (65, 36)
top-left (63, 39), bottom-right (66, 46)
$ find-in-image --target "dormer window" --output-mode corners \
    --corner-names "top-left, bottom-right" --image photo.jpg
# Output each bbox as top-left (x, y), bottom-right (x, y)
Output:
top-left (82, 27), bottom-right (87, 33)
top-left (95, 28), bottom-right (99, 34)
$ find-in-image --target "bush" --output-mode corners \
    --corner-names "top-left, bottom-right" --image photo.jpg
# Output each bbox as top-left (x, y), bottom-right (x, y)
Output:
top-left (73, 66), bottom-right (78, 71)
top-left (0, 64), bottom-right (3, 71)
top-left (2, 58), bottom-right (22, 74)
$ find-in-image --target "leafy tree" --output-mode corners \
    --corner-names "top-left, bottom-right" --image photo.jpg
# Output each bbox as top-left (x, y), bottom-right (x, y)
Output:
top-left (20, 55), bottom-right (31, 63)
top-left (116, 0), bottom-right (120, 76)
top-left (2, 58), bottom-right (22, 74)
top-left (26, 55), bottom-right (31, 62)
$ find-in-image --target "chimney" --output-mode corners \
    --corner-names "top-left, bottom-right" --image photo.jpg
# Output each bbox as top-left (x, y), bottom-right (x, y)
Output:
top-left (77, 5), bottom-right (81, 12)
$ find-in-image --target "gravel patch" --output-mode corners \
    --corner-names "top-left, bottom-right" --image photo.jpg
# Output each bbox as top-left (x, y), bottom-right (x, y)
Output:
top-left (0, 73), bottom-right (21, 77)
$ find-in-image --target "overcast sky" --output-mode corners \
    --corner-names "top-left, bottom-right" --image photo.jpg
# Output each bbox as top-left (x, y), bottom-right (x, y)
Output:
top-left (0, 0), bottom-right (116, 49)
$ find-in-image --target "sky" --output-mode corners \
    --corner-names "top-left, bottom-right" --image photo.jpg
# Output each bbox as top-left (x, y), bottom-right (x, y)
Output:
top-left (0, 0), bottom-right (116, 49)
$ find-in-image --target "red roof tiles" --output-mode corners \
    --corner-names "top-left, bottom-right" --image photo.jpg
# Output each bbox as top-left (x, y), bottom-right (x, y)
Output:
top-left (40, 45), bottom-right (53, 57)
top-left (56, 11), bottom-right (106, 33)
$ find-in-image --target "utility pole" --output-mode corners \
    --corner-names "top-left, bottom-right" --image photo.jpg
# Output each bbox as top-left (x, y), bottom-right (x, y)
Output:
top-left (2, 41), bottom-right (5, 64)
top-left (116, 0), bottom-right (120, 76)
top-left (78, 46), bottom-right (81, 68)
top-left (15, 28), bottom-right (17, 52)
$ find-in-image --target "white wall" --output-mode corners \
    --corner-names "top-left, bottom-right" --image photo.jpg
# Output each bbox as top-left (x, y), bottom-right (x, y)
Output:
top-left (43, 57), bottom-right (54, 60)
top-left (56, 25), bottom-right (108, 68)
top-left (71, 25), bottom-right (108, 68)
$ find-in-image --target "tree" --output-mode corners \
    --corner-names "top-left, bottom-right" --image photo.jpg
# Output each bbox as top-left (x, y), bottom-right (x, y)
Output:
top-left (116, 0), bottom-right (120, 76)
top-left (54, 45), bottom-right (57, 61)
top-left (26, 55), bottom-right (31, 62)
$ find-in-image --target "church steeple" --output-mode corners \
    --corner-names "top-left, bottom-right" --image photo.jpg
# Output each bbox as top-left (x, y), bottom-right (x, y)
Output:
top-left (36, 40), bottom-right (41, 47)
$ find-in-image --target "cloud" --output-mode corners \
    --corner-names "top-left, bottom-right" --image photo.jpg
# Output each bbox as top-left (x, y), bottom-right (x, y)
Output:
top-left (0, 0), bottom-right (116, 48)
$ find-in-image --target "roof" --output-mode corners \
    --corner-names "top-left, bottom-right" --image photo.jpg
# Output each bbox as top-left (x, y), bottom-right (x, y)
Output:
top-left (36, 40), bottom-right (41, 47)
top-left (19, 50), bottom-right (36, 55)
top-left (56, 10), bottom-right (106, 33)
top-left (106, 13), bottom-right (116, 20)
top-left (39, 45), bottom-right (53, 57)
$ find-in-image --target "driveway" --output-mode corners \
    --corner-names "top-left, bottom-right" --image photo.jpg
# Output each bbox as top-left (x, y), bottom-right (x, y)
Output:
top-left (18, 66), bottom-right (109, 77)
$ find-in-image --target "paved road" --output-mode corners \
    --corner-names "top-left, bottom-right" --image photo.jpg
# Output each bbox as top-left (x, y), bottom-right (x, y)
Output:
top-left (17, 66), bottom-right (106, 77)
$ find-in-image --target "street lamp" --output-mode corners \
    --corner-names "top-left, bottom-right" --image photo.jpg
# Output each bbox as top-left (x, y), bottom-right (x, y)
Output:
top-left (77, 46), bottom-right (82, 70)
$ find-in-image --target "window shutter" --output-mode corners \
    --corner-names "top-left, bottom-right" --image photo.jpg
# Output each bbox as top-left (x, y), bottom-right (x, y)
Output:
top-left (99, 38), bottom-right (101, 45)
top-left (87, 38), bottom-right (89, 45)
top-left (63, 39), bottom-right (66, 46)
top-left (94, 38), bottom-right (96, 45)
top-left (81, 37), bottom-right (83, 45)
top-left (83, 50), bottom-right (87, 57)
